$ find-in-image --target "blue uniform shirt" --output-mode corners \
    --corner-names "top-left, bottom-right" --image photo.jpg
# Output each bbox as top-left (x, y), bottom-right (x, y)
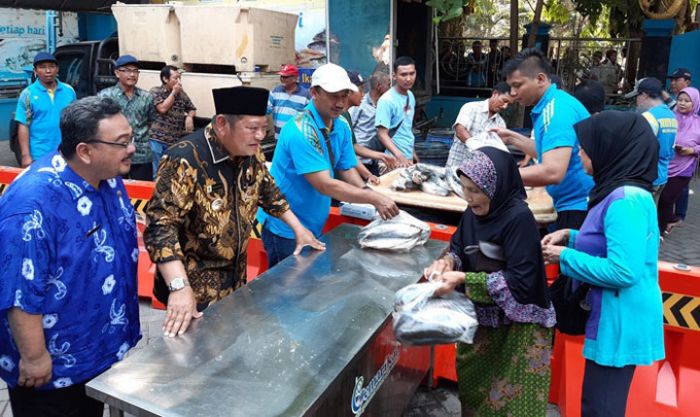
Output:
top-left (531, 84), bottom-right (594, 212)
top-left (642, 104), bottom-right (677, 186)
top-left (14, 80), bottom-right (77, 160)
top-left (0, 153), bottom-right (141, 389)
top-left (258, 102), bottom-right (357, 238)
top-left (375, 87), bottom-right (416, 159)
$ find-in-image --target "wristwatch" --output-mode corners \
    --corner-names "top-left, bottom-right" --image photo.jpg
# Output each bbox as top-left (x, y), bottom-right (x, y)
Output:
top-left (168, 277), bottom-right (189, 292)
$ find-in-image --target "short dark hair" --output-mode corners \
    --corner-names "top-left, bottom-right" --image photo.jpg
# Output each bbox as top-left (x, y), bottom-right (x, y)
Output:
top-left (493, 81), bottom-right (510, 95)
top-left (605, 49), bottom-right (617, 60)
top-left (573, 79), bottom-right (606, 114)
top-left (160, 65), bottom-right (179, 84)
top-left (59, 96), bottom-right (123, 159)
top-left (502, 48), bottom-right (552, 79)
top-left (393, 56), bottom-right (415, 72)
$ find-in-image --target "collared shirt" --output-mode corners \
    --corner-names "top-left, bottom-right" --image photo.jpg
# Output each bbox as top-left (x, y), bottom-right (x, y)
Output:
top-left (14, 80), bottom-right (76, 160)
top-left (144, 124), bottom-right (290, 306)
top-left (531, 84), bottom-right (594, 212)
top-left (642, 104), bottom-right (678, 186)
top-left (258, 101), bottom-right (357, 239)
top-left (0, 153), bottom-right (141, 389)
top-left (375, 87), bottom-right (416, 159)
top-left (98, 85), bottom-right (156, 165)
top-left (267, 84), bottom-right (311, 139)
top-left (349, 93), bottom-right (382, 163)
top-left (446, 99), bottom-right (507, 167)
top-left (148, 85), bottom-right (197, 145)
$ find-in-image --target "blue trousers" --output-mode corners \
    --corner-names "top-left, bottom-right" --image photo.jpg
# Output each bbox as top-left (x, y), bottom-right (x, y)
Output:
top-left (150, 140), bottom-right (169, 178)
top-left (261, 225), bottom-right (297, 268)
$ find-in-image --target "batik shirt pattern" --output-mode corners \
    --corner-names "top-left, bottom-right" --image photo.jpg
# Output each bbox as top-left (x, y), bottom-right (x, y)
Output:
top-left (98, 85), bottom-right (156, 165)
top-left (144, 124), bottom-right (290, 306)
top-left (0, 153), bottom-right (141, 389)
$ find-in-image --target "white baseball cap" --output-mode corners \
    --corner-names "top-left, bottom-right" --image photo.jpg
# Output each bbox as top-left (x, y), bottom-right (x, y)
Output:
top-left (311, 63), bottom-right (359, 93)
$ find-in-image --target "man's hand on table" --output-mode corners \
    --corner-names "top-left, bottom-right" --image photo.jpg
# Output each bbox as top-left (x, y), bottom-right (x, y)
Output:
top-left (293, 227), bottom-right (326, 256)
top-left (164, 286), bottom-right (203, 337)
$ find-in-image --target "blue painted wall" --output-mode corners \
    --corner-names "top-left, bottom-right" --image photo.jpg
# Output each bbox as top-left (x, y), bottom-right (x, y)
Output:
top-left (668, 30), bottom-right (700, 89)
top-left (328, 0), bottom-right (391, 79)
top-left (78, 13), bottom-right (117, 41)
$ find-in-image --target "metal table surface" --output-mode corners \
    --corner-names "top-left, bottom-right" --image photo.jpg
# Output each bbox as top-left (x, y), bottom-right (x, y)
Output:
top-left (86, 224), bottom-right (447, 417)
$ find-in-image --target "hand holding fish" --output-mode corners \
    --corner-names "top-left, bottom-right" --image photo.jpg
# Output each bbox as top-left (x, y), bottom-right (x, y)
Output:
top-left (371, 193), bottom-right (400, 220)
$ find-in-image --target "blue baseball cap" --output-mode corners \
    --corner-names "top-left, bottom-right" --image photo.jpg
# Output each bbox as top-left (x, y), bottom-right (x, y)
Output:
top-left (346, 70), bottom-right (364, 87)
top-left (33, 52), bottom-right (57, 66)
top-left (114, 54), bottom-right (139, 69)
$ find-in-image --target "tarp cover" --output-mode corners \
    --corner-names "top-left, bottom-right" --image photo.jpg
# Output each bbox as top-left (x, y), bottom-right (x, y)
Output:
top-left (0, 1), bottom-right (144, 12)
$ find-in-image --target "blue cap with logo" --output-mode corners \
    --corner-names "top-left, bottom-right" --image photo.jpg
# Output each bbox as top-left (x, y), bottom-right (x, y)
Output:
top-left (114, 54), bottom-right (139, 69)
top-left (33, 52), bottom-right (57, 66)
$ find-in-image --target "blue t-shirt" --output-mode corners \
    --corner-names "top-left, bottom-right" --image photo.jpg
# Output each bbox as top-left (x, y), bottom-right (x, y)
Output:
top-left (0, 153), bottom-right (141, 389)
top-left (531, 84), bottom-right (594, 212)
top-left (375, 87), bottom-right (416, 159)
top-left (15, 80), bottom-right (77, 160)
top-left (642, 104), bottom-right (677, 186)
top-left (258, 102), bottom-right (358, 238)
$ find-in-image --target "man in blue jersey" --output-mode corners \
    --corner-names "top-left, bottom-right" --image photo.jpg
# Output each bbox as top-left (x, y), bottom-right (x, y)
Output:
top-left (375, 56), bottom-right (418, 172)
top-left (14, 52), bottom-right (77, 167)
top-left (267, 64), bottom-right (311, 139)
top-left (625, 77), bottom-right (677, 199)
top-left (493, 48), bottom-right (594, 230)
top-left (258, 63), bottom-right (399, 267)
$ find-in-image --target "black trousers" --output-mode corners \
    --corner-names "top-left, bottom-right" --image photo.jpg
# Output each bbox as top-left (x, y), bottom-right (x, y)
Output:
top-left (555, 209), bottom-right (588, 231)
top-left (657, 176), bottom-right (692, 233)
top-left (581, 359), bottom-right (636, 417)
top-left (9, 382), bottom-right (104, 417)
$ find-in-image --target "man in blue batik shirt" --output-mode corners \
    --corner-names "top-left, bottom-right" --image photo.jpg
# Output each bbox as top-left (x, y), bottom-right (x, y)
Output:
top-left (0, 96), bottom-right (141, 417)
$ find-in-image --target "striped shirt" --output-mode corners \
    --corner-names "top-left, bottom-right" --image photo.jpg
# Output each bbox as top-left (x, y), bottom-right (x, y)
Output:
top-left (267, 84), bottom-right (311, 139)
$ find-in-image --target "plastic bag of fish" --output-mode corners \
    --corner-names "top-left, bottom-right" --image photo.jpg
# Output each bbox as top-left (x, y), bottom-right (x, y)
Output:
top-left (393, 281), bottom-right (478, 345)
top-left (391, 163), bottom-right (464, 198)
top-left (357, 211), bottom-right (431, 252)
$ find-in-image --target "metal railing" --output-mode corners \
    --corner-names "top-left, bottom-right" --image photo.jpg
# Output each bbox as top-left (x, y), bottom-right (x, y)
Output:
top-left (437, 36), bottom-right (642, 102)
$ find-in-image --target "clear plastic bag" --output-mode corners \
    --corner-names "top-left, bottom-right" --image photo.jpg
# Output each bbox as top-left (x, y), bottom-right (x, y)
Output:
top-left (392, 282), bottom-right (479, 345)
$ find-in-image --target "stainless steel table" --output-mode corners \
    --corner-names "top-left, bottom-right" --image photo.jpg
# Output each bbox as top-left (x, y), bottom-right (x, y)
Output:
top-left (86, 224), bottom-right (447, 417)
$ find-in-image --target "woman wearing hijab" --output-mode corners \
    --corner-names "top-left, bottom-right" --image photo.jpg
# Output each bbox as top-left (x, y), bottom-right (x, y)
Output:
top-left (542, 111), bottom-right (665, 417)
top-left (659, 87), bottom-right (700, 234)
top-left (425, 147), bottom-right (555, 417)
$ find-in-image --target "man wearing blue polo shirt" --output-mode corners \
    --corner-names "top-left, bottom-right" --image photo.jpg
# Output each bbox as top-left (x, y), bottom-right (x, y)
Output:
top-left (625, 77), bottom-right (677, 200)
top-left (498, 48), bottom-right (593, 230)
top-left (15, 52), bottom-right (77, 167)
top-left (267, 64), bottom-right (310, 139)
top-left (375, 56), bottom-right (418, 171)
top-left (258, 63), bottom-right (399, 267)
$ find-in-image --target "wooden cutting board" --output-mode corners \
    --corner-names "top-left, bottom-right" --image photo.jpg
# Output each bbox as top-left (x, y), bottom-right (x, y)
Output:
top-left (369, 169), bottom-right (557, 223)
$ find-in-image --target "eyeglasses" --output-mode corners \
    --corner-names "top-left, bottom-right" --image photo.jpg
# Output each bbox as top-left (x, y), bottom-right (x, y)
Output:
top-left (85, 137), bottom-right (135, 149)
top-left (117, 68), bottom-right (140, 75)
